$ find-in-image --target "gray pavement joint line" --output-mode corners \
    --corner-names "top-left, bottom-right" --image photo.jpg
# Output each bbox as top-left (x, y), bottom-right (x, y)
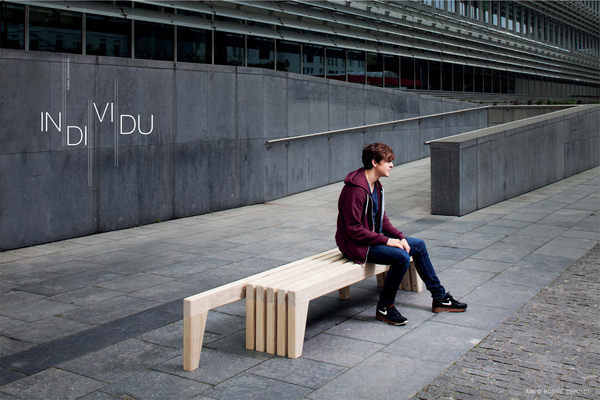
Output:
top-left (0, 299), bottom-right (182, 380)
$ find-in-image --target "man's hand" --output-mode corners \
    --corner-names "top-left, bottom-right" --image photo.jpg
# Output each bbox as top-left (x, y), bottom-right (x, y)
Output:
top-left (386, 238), bottom-right (410, 252)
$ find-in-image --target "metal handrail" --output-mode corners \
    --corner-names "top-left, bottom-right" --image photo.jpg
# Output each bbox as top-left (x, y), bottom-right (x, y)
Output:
top-left (266, 105), bottom-right (491, 145)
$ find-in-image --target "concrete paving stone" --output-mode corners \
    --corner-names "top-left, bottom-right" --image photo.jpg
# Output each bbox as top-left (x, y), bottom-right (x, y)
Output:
top-left (382, 321), bottom-right (488, 364)
top-left (325, 317), bottom-right (410, 344)
top-left (533, 243), bottom-right (592, 260)
top-left (566, 196), bottom-right (600, 212)
top-left (0, 291), bottom-right (47, 310)
top-left (204, 311), bottom-right (245, 336)
top-left (436, 268), bottom-right (496, 298)
top-left (76, 391), bottom-right (120, 400)
top-left (17, 269), bottom-right (125, 297)
top-left (126, 280), bottom-right (199, 303)
top-left (97, 272), bottom-right (174, 292)
top-left (443, 232), bottom-right (505, 250)
top-left (562, 228), bottom-right (600, 240)
top-left (471, 224), bottom-right (521, 236)
top-left (486, 217), bottom-right (532, 229)
top-left (59, 295), bottom-right (160, 325)
top-left (0, 336), bottom-right (33, 359)
top-left (155, 348), bottom-right (263, 385)
top-left (0, 367), bottom-right (25, 389)
top-left (2, 259), bottom-right (109, 286)
top-left (306, 352), bottom-right (442, 400)
top-left (248, 357), bottom-right (347, 389)
top-left (100, 370), bottom-right (210, 400)
top-left (450, 258), bottom-right (513, 274)
top-left (0, 297), bottom-right (79, 323)
top-left (205, 330), bottom-right (273, 360)
top-left (537, 209), bottom-right (594, 227)
top-left (470, 242), bottom-right (536, 263)
top-left (0, 368), bottom-right (105, 400)
top-left (205, 372), bottom-right (311, 400)
top-left (499, 233), bottom-right (552, 247)
top-left (79, 250), bottom-right (149, 266)
top-left (428, 246), bottom-right (479, 261)
top-left (572, 217), bottom-right (600, 233)
top-left (301, 333), bottom-right (384, 368)
top-left (59, 338), bottom-right (179, 383)
top-left (432, 303), bottom-right (515, 331)
top-left (147, 257), bottom-right (232, 278)
top-left (49, 286), bottom-right (124, 307)
top-left (226, 256), bottom-right (292, 277)
top-left (1, 316), bottom-right (92, 344)
top-left (502, 210), bottom-right (551, 223)
top-left (461, 280), bottom-right (539, 311)
top-left (544, 236), bottom-right (598, 250)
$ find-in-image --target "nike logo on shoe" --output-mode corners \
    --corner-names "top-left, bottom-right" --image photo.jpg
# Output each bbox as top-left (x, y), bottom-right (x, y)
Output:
top-left (441, 301), bottom-right (452, 306)
top-left (378, 309), bottom-right (387, 315)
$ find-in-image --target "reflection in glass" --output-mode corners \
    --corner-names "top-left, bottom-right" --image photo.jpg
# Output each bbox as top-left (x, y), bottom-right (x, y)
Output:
top-left (464, 65), bottom-right (473, 92)
top-left (134, 21), bottom-right (173, 60)
top-left (86, 14), bottom-right (130, 57)
top-left (214, 31), bottom-right (244, 66)
top-left (302, 44), bottom-right (324, 77)
top-left (474, 67), bottom-right (484, 92)
top-left (400, 56), bottom-right (414, 89)
top-left (247, 36), bottom-right (274, 69)
top-left (326, 47), bottom-right (345, 81)
top-left (453, 63), bottom-right (463, 91)
top-left (29, 6), bottom-right (81, 54)
top-left (383, 55), bottom-right (399, 88)
top-left (276, 40), bottom-right (300, 73)
top-left (0, 2), bottom-right (25, 49)
top-left (442, 62), bottom-right (453, 91)
top-left (429, 60), bottom-right (440, 90)
top-left (178, 26), bottom-right (210, 63)
top-left (347, 50), bottom-right (365, 84)
top-left (483, 68), bottom-right (492, 92)
top-left (415, 58), bottom-right (428, 90)
top-left (367, 53), bottom-right (383, 87)
top-left (492, 69), bottom-right (502, 93)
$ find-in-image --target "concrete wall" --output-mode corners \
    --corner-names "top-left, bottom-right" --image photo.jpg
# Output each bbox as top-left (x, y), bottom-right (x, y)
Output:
top-left (0, 49), bottom-right (481, 250)
top-left (430, 105), bottom-right (600, 216)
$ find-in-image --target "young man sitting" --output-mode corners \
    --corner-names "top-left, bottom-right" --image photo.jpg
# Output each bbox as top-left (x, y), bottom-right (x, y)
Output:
top-left (335, 142), bottom-right (467, 325)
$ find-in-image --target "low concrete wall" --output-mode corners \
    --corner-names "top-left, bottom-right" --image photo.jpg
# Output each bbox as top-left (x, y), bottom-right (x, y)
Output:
top-left (487, 105), bottom-right (572, 126)
top-left (0, 49), bottom-right (480, 250)
top-left (430, 105), bottom-right (600, 216)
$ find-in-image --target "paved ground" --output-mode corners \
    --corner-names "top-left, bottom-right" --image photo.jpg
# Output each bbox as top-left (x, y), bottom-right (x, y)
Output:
top-left (413, 244), bottom-right (599, 400)
top-left (0, 157), bottom-right (598, 400)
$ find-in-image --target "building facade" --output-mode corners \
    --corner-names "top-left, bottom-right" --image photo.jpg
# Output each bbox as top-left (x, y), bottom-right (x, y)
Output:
top-left (1, 0), bottom-right (599, 98)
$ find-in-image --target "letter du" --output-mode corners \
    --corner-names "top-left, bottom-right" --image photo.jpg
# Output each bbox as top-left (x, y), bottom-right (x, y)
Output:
top-left (120, 114), bottom-right (154, 135)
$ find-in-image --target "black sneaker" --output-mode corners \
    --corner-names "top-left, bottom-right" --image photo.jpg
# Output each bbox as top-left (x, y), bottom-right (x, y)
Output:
top-left (376, 304), bottom-right (407, 325)
top-left (432, 293), bottom-right (467, 313)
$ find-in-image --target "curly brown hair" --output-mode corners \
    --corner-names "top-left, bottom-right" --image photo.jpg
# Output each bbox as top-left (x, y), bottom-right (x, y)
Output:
top-left (362, 143), bottom-right (395, 169)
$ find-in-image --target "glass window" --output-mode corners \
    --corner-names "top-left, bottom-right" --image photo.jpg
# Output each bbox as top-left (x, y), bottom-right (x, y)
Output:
top-left (177, 26), bottom-right (211, 63)
top-left (500, 2), bottom-right (507, 28)
top-left (483, 68), bottom-right (492, 92)
top-left (326, 47), bottom-right (345, 81)
top-left (415, 58), bottom-right (428, 90)
top-left (86, 14), bottom-right (130, 57)
top-left (429, 60), bottom-right (440, 90)
top-left (483, 1), bottom-right (489, 24)
top-left (452, 64), bottom-right (463, 91)
top-left (302, 44), bottom-right (324, 77)
top-left (0, 2), bottom-right (25, 49)
top-left (347, 50), bottom-right (365, 84)
top-left (508, 71), bottom-right (515, 94)
top-left (276, 40), bottom-right (300, 73)
top-left (400, 56), bottom-right (414, 89)
top-left (474, 67), bottom-right (484, 92)
top-left (492, 1), bottom-right (499, 26)
top-left (247, 36), bottom-right (274, 69)
top-left (383, 55), bottom-right (399, 88)
top-left (214, 31), bottom-right (244, 66)
top-left (134, 21), bottom-right (173, 61)
top-left (492, 69), bottom-right (502, 93)
top-left (501, 70), bottom-right (509, 93)
top-left (442, 62), bottom-right (452, 91)
top-left (464, 65), bottom-right (473, 92)
top-left (29, 6), bottom-right (82, 54)
top-left (366, 53), bottom-right (383, 87)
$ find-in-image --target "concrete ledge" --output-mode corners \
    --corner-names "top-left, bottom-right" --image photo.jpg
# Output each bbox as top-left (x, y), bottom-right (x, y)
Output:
top-left (431, 104), bottom-right (600, 216)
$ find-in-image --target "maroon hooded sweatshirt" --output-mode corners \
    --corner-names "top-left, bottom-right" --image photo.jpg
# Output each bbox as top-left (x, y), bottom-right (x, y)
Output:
top-left (335, 167), bottom-right (405, 265)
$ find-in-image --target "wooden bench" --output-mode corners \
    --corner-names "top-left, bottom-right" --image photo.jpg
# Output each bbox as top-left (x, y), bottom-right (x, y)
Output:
top-left (183, 248), bottom-right (422, 371)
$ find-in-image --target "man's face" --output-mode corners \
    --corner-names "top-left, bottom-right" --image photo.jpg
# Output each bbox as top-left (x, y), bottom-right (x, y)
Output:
top-left (373, 159), bottom-right (394, 178)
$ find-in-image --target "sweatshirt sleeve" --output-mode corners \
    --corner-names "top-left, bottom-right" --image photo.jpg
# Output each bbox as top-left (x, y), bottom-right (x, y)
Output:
top-left (340, 186), bottom-right (389, 246)
top-left (382, 214), bottom-right (406, 240)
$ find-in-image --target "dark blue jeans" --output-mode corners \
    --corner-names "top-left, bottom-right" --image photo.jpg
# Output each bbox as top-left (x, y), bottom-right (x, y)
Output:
top-left (367, 237), bottom-right (446, 305)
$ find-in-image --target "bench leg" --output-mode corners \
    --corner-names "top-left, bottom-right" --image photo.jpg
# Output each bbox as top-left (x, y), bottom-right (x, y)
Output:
top-left (266, 287), bottom-right (277, 354)
top-left (183, 312), bottom-right (207, 371)
top-left (255, 285), bottom-right (266, 352)
top-left (287, 292), bottom-right (309, 358)
top-left (376, 272), bottom-right (386, 288)
top-left (245, 284), bottom-right (256, 350)
top-left (276, 290), bottom-right (287, 356)
top-left (338, 286), bottom-right (350, 300)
